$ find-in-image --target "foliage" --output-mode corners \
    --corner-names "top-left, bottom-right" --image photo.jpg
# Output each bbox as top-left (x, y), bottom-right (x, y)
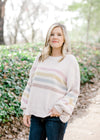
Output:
top-left (0, 43), bottom-right (42, 123)
top-left (0, 42), bottom-right (99, 123)
top-left (67, 0), bottom-right (100, 43)
top-left (0, 91), bottom-right (22, 123)
top-left (72, 43), bottom-right (99, 84)
top-left (79, 63), bottom-right (94, 84)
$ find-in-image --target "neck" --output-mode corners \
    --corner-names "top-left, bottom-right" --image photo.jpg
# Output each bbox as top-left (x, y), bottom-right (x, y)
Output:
top-left (51, 48), bottom-right (62, 57)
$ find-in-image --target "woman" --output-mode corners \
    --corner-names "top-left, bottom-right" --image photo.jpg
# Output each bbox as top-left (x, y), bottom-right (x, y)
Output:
top-left (21, 23), bottom-right (80, 140)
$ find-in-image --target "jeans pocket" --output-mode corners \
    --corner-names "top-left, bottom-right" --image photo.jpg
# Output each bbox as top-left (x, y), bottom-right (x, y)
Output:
top-left (48, 116), bottom-right (61, 122)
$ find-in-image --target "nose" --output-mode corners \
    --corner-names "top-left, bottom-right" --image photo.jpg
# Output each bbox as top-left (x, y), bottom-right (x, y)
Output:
top-left (53, 34), bottom-right (58, 38)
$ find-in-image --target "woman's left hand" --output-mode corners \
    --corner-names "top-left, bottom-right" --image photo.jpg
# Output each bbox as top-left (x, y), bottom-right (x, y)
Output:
top-left (49, 107), bottom-right (61, 117)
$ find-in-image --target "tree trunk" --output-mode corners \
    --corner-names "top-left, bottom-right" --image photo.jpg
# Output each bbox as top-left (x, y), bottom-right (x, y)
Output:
top-left (86, 1), bottom-right (93, 45)
top-left (0, 17), bottom-right (4, 44)
top-left (0, 0), bottom-right (7, 44)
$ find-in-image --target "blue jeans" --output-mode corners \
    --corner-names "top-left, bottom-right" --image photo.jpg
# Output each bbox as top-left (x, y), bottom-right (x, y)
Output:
top-left (29, 115), bottom-right (68, 140)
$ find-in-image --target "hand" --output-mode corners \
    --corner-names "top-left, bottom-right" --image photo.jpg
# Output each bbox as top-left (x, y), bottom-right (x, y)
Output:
top-left (23, 115), bottom-right (31, 127)
top-left (49, 107), bottom-right (61, 117)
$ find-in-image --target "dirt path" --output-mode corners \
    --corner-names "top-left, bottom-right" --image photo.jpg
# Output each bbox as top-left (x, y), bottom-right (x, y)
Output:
top-left (64, 88), bottom-right (100, 140)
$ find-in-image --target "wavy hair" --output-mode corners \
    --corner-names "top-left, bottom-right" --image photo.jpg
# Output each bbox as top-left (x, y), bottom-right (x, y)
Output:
top-left (39, 23), bottom-right (71, 62)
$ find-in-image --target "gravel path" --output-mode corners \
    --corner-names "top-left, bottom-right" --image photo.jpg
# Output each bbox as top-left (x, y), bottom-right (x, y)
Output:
top-left (64, 88), bottom-right (100, 140)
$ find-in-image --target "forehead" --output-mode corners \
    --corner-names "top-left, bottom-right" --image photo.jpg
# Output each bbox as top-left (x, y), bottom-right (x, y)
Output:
top-left (51, 27), bottom-right (63, 33)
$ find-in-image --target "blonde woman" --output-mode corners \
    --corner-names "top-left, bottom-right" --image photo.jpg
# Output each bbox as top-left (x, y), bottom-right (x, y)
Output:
top-left (21, 23), bottom-right (80, 140)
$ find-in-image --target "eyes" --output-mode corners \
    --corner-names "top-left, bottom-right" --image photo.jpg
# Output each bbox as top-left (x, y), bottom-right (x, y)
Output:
top-left (50, 33), bottom-right (62, 36)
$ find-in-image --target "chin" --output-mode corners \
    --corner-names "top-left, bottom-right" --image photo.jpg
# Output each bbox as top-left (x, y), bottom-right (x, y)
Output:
top-left (52, 46), bottom-right (61, 48)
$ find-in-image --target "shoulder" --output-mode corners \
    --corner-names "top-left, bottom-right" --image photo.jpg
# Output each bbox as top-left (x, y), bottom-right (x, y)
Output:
top-left (64, 54), bottom-right (80, 71)
top-left (65, 54), bottom-right (78, 63)
top-left (35, 52), bottom-right (41, 59)
top-left (31, 53), bottom-right (41, 68)
top-left (33, 53), bottom-right (41, 62)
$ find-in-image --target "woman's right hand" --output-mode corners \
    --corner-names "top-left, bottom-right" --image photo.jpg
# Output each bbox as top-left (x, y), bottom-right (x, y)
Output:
top-left (23, 115), bottom-right (31, 127)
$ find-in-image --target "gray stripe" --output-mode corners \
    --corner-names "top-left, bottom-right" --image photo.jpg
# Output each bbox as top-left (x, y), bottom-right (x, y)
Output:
top-left (25, 86), bottom-right (30, 92)
top-left (33, 77), bottom-right (67, 92)
top-left (66, 92), bottom-right (78, 99)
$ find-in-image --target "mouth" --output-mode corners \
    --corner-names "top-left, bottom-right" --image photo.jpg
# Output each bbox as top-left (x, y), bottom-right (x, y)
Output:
top-left (52, 41), bottom-right (58, 43)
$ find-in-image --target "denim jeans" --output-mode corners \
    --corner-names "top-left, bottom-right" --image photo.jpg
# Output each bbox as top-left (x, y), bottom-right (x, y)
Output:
top-left (29, 115), bottom-right (68, 140)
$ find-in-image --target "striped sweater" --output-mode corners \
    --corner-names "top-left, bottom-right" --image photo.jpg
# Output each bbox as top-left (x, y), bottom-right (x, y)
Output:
top-left (21, 54), bottom-right (80, 123)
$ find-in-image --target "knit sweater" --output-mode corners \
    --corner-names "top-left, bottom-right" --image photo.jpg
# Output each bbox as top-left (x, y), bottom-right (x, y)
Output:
top-left (21, 54), bottom-right (80, 123)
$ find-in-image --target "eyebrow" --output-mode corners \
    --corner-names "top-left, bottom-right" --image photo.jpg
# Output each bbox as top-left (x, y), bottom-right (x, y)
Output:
top-left (51, 31), bottom-right (63, 34)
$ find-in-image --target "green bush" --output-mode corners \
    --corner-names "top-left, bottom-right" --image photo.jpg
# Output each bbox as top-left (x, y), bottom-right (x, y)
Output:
top-left (0, 43), bottom-right (41, 123)
top-left (79, 63), bottom-right (94, 84)
top-left (0, 91), bottom-right (22, 123)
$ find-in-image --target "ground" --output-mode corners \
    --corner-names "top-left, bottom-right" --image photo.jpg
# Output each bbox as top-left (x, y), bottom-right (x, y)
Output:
top-left (64, 88), bottom-right (100, 140)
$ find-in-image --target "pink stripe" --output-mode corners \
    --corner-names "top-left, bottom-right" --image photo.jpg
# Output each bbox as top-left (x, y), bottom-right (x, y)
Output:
top-left (65, 102), bottom-right (73, 112)
top-left (33, 67), bottom-right (36, 71)
top-left (28, 82), bottom-right (31, 86)
top-left (38, 67), bottom-right (67, 82)
top-left (31, 67), bottom-right (37, 73)
top-left (32, 83), bottom-right (66, 95)
top-left (22, 98), bottom-right (28, 104)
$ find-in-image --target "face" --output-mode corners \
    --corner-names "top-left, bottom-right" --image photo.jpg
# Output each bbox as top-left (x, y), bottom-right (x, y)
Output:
top-left (49, 27), bottom-right (64, 49)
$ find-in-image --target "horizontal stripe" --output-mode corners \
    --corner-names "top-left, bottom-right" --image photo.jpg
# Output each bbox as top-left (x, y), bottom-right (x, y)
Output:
top-left (31, 67), bottom-right (37, 72)
top-left (33, 77), bottom-right (67, 91)
top-left (64, 102), bottom-right (73, 111)
top-left (35, 71), bottom-right (66, 86)
top-left (23, 91), bottom-right (29, 98)
top-left (69, 99), bottom-right (75, 106)
top-left (66, 92), bottom-right (78, 98)
top-left (25, 86), bottom-right (30, 92)
top-left (38, 67), bottom-right (67, 82)
top-left (65, 97), bottom-right (76, 105)
top-left (27, 82), bottom-right (31, 86)
top-left (22, 98), bottom-right (28, 104)
top-left (31, 83), bottom-right (66, 95)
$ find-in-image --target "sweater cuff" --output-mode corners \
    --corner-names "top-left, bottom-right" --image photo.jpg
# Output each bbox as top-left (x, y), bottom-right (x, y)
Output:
top-left (54, 105), bottom-right (63, 114)
top-left (23, 109), bottom-right (30, 115)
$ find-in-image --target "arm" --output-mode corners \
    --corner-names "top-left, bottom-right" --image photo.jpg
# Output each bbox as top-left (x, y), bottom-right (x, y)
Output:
top-left (54, 55), bottom-right (80, 116)
top-left (20, 54), bottom-right (40, 115)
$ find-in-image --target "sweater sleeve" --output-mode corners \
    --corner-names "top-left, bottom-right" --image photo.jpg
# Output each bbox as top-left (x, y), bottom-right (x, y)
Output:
top-left (20, 54), bottom-right (40, 115)
top-left (54, 55), bottom-right (80, 116)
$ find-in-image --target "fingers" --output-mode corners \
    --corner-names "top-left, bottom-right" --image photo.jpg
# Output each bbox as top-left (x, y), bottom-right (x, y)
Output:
top-left (23, 115), bottom-right (30, 127)
top-left (50, 113), bottom-right (60, 117)
top-left (28, 116), bottom-right (31, 126)
top-left (50, 114), bottom-right (59, 117)
top-left (49, 107), bottom-right (60, 117)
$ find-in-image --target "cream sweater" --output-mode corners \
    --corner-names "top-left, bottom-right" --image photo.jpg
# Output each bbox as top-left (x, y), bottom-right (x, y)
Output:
top-left (21, 54), bottom-right (80, 123)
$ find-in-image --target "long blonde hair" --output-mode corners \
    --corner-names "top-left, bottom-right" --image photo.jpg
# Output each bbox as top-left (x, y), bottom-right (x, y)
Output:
top-left (39, 23), bottom-right (71, 62)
